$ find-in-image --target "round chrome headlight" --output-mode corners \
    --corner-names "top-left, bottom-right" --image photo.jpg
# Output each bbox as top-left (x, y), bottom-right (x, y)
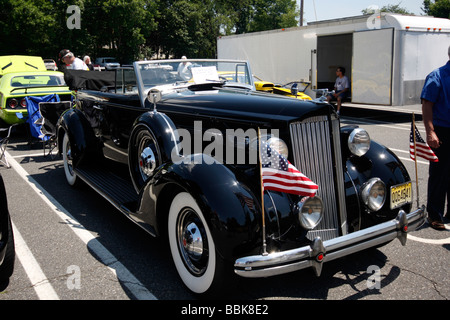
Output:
top-left (361, 178), bottom-right (386, 211)
top-left (348, 128), bottom-right (370, 157)
top-left (296, 196), bottom-right (323, 230)
top-left (267, 137), bottom-right (289, 159)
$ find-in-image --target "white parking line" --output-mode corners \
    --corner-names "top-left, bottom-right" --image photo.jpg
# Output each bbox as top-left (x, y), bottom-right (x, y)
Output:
top-left (409, 233), bottom-right (450, 244)
top-left (6, 150), bottom-right (158, 300)
top-left (11, 221), bottom-right (60, 300)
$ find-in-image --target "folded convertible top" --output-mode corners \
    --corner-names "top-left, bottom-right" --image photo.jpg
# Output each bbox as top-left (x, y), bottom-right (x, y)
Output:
top-left (64, 69), bottom-right (115, 91)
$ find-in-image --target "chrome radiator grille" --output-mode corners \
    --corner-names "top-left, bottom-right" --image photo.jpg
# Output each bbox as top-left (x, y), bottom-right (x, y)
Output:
top-left (289, 115), bottom-right (347, 241)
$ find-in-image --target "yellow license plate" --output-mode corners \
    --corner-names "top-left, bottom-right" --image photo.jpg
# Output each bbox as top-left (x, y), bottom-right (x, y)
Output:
top-left (390, 182), bottom-right (412, 209)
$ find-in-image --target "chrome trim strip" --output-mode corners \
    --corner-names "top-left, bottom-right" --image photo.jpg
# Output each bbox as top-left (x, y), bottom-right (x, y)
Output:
top-left (234, 206), bottom-right (425, 278)
top-left (332, 117), bottom-right (348, 235)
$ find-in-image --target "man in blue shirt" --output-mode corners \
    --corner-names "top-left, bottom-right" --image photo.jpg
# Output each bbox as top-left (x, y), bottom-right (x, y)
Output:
top-left (421, 46), bottom-right (450, 230)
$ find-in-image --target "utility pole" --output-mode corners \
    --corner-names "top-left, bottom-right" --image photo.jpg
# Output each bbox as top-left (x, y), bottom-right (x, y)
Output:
top-left (300, 0), bottom-right (304, 26)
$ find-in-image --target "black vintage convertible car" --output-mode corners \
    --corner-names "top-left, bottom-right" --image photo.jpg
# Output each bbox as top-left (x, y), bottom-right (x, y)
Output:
top-left (58, 59), bottom-right (425, 295)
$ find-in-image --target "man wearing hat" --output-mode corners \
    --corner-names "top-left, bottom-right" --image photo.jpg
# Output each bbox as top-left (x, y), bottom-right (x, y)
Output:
top-left (59, 49), bottom-right (89, 70)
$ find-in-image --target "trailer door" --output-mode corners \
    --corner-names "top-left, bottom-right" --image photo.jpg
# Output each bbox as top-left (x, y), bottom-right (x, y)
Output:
top-left (352, 28), bottom-right (394, 105)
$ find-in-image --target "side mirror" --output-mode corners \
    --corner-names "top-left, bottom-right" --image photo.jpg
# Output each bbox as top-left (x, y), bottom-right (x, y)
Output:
top-left (147, 88), bottom-right (162, 110)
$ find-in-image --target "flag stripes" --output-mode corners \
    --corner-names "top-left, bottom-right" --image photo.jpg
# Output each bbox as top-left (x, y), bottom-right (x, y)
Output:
top-left (260, 142), bottom-right (318, 197)
top-left (409, 123), bottom-right (438, 162)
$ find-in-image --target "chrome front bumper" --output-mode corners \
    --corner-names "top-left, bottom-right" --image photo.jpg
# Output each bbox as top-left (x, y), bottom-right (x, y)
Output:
top-left (234, 207), bottom-right (426, 278)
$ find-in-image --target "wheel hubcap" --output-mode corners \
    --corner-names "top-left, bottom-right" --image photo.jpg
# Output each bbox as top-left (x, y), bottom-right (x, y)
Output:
top-left (177, 208), bottom-right (208, 276)
top-left (139, 146), bottom-right (156, 178)
top-left (136, 132), bottom-right (158, 182)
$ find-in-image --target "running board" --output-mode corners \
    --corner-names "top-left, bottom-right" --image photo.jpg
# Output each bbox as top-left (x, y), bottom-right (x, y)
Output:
top-left (75, 166), bottom-right (138, 213)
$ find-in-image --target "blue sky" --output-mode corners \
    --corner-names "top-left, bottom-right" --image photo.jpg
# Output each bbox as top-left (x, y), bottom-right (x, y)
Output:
top-left (301, 0), bottom-right (426, 23)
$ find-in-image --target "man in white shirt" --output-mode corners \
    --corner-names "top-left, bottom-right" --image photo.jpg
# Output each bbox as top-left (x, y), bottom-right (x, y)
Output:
top-left (59, 49), bottom-right (89, 71)
top-left (177, 56), bottom-right (192, 81)
top-left (327, 67), bottom-right (350, 115)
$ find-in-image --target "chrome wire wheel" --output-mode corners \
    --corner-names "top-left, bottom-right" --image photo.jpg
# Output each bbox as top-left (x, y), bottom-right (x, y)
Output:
top-left (168, 192), bottom-right (218, 294)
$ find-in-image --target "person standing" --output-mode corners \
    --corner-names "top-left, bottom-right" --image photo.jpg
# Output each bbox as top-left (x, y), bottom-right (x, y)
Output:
top-left (421, 46), bottom-right (450, 230)
top-left (59, 49), bottom-right (89, 71)
top-left (177, 56), bottom-right (192, 81)
top-left (83, 55), bottom-right (94, 71)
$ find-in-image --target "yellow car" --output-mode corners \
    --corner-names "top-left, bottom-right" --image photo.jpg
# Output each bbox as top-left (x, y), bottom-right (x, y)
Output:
top-left (253, 76), bottom-right (312, 100)
top-left (0, 56), bottom-right (72, 125)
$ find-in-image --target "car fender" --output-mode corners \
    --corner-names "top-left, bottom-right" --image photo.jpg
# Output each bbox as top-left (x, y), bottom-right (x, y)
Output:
top-left (130, 110), bottom-right (180, 164)
top-left (57, 107), bottom-right (100, 166)
top-left (138, 154), bottom-right (263, 261)
top-left (345, 140), bottom-right (412, 228)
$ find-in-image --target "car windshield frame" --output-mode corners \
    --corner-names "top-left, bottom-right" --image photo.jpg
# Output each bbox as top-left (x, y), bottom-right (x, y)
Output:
top-left (133, 59), bottom-right (254, 108)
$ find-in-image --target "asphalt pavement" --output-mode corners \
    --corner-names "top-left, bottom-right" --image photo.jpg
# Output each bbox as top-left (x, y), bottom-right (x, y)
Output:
top-left (0, 101), bottom-right (448, 304)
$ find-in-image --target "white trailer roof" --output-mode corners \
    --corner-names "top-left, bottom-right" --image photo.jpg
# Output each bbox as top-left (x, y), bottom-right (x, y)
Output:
top-left (384, 13), bottom-right (450, 32)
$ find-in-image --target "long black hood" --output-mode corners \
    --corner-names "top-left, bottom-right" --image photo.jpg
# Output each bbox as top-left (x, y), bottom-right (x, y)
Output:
top-left (151, 89), bottom-right (333, 124)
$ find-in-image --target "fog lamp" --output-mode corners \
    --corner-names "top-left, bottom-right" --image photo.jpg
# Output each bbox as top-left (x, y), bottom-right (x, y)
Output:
top-left (361, 178), bottom-right (386, 211)
top-left (296, 196), bottom-right (323, 230)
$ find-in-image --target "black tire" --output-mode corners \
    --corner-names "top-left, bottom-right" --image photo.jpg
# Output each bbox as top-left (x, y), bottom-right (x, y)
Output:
top-left (0, 217), bottom-right (15, 283)
top-left (62, 132), bottom-right (80, 186)
top-left (168, 192), bottom-right (228, 295)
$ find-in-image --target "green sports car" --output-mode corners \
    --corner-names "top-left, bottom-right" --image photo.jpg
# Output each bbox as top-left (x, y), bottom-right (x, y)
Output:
top-left (0, 55), bottom-right (72, 126)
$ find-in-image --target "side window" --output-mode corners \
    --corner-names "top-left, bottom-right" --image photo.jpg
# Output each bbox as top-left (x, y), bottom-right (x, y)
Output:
top-left (116, 68), bottom-right (137, 94)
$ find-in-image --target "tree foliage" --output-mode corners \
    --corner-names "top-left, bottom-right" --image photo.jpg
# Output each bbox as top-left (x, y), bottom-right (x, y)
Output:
top-left (422, 0), bottom-right (450, 18)
top-left (362, 2), bottom-right (413, 15)
top-left (0, 0), bottom-right (299, 61)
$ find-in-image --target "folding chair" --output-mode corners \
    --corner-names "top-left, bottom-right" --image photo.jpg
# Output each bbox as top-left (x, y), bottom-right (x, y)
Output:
top-left (21, 94), bottom-right (65, 157)
top-left (37, 101), bottom-right (72, 157)
top-left (0, 124), bottom-right (18, 168)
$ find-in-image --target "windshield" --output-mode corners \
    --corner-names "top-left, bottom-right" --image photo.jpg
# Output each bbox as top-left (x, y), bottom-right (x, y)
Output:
top-left (135, 59), bottom-right (254, 92)
top-left (11, 74), bottom-right (65, 87)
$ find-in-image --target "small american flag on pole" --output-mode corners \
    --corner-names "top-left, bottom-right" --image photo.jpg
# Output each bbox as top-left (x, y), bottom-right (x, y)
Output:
top-left (410, 123), bottom-right (438, 162)
top-left (260, 142), bottom-right (318, 197)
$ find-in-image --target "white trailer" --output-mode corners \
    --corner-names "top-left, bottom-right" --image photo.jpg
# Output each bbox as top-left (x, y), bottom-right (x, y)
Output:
top-left (217, 13), bottom-right (450, 106)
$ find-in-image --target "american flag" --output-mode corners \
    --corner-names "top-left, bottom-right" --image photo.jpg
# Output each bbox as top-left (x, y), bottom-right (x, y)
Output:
top-left (410, 123), bottom-right (438, 162)
top-left (261, 142), bottom-right (318, 197)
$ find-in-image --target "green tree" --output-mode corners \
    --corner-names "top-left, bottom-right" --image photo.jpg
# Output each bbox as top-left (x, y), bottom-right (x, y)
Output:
top-left (250, 0), bottom-right (298, 32)
top-left (0, 0), bottom-right (305, 61)
top-left (82, 0), bottom-right (157, 62)
top-left (362, 2), bottom-right (413, 15)
top-left (422, 0), bottom-right (450, 18)
top-left (152, 0), bottom-right (233, 59)
top-left (223, 0), bottom-right (298, 34)
top-left (0, 0), bottom-right (62, 57)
